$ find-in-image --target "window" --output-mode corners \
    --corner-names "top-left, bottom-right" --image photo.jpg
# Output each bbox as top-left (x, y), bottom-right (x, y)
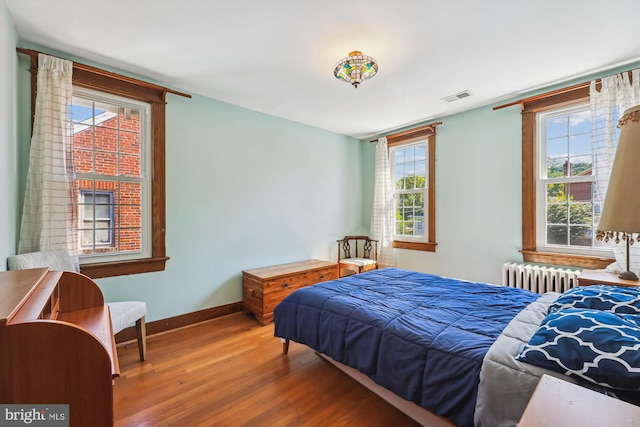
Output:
top-left (72, 89), bottom-right (150, 263)
top-left (386, 123), bottom-right (439, 252)
top-left (70, 67), bottom-right (170, 278)
top-left (80, 190), bottom-right (115, 248)
top-left (391, 142), bottom-right (427, 240)
top-left (519, 86), bottom-right (614, 269)
top-left (19, 48), bottom-right (190, 278)
top-left (536, 104), bottom-right (613, 257)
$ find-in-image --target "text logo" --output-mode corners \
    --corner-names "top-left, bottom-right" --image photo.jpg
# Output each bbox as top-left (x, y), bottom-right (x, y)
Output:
top-left (0, 405), bottom-right (68, 426)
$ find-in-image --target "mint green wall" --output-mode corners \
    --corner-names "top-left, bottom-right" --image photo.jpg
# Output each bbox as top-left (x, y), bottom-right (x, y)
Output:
top-left (370, 104), bottom-right (523, 284)
top-left (12, 48), bottom-right (363, 321)
top-left (97, 94), bottom-right (363, 320)
top-left (0, 1), bottom-right (17, 271)
top-left (362, 62), bottom-right (640, 285)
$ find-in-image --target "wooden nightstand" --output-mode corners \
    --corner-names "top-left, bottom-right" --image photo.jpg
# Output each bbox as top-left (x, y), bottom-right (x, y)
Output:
top-left (577, 269), bottom-right (640, 288)
top-left (518, 375), bottom-right (640, 427)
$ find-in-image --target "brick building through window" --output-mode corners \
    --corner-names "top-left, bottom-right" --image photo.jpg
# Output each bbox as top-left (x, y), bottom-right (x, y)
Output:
top-left (72, 99), bottom-right (145, 256)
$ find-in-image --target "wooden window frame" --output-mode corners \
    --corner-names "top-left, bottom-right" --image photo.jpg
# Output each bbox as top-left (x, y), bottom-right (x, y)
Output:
top-left (17, 49), bottom-right (191, 278)
top-left (386, 123), bottom-right (440, 252)
top-left (520, 87), bottom-right (614, 269)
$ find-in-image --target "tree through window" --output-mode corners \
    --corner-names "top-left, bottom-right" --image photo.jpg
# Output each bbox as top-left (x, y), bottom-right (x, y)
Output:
top-left (385, 123), bottom-right (439, 252)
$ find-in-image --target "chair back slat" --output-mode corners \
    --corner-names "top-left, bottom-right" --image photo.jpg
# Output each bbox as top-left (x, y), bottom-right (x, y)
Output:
top-left (336, 236), bottom-right (378, 262)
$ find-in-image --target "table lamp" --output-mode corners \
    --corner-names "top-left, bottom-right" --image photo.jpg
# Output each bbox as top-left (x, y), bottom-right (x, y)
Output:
top-left (596, 104), bottom-right (640, 280)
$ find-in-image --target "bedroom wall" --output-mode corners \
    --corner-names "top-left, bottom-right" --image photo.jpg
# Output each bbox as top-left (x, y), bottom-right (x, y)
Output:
top-left (12, 49), bottom-right (365, 322)
top-left (361, 62), bottom-right (640, 286)
top-left (99, 93), bottom-right (364, 321)
top-left (0, 1), bottom-right (18, 272)
top-left (373, 104), bottom-right (523, 284)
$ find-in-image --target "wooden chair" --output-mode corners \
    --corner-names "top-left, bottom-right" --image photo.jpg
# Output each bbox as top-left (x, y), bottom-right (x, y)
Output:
top-left (7, 249), bottom-right (147, 361)
top-left (336, 235), bottom-right (378, 277)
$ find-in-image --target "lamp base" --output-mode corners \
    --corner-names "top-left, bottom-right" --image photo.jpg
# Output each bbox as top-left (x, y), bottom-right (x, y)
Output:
top-left (618, 270), bottom-right (639, 281)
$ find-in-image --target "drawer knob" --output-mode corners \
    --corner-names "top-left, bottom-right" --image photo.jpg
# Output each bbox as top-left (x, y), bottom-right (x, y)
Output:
top-left (319, 274), bottom-right (325, 279)
top-left (282, 282), bottom-right (289, 288)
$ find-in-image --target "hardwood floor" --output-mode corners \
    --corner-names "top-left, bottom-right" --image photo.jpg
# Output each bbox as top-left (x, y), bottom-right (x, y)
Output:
top-left (114, 312), bottom-right (420, 427)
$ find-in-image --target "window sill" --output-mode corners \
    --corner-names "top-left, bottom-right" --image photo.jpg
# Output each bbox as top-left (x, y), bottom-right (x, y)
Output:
top-left (393, 241), bottom-right (436, 252)
top-left (80, 256), bottom-right (169, 279)
top-left (521, 250), bottom-right (613, 270)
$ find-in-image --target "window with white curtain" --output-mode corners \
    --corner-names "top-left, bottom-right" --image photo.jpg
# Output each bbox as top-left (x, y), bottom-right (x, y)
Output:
top-left (520, 68), bottom-right (637, 269)
top-left (384, 123), bottom-right (438, 252)
top-left (535, 103), bottom-right (615, 257)
top-left (19, 48), bottom-right (177, 278)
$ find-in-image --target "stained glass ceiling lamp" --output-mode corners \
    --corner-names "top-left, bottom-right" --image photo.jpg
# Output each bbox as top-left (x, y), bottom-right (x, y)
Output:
top-left (333, 51), bottom-right (378, 88)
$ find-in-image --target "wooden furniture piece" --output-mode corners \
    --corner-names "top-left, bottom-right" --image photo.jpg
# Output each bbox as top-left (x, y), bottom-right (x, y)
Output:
top-left (518, 374), bottom-right (640, 426)
top-left (242, 259), bottom-right (338, 325)
top-left (336, 235), bottom-right (378, 277)
top-left (577, 269), bottom-right (640, 288)
top-left (7, 249), bottom-right (147, 361)
top-left (0, 267), bottom-right (119, 427)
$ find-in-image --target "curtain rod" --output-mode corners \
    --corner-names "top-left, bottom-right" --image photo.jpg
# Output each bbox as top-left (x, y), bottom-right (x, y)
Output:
top-left (493, 81), bottom-right (591, 111)
top-left (369, 121), bottom-right (443, 143)
top-left (16, 47), bottom-right (192, 99)
top-left (493, 69), bottom-right (635, 111)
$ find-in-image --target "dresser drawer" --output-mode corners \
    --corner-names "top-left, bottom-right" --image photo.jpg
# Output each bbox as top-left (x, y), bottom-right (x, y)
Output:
top-left (263, 266), bottom-right (337, 293)
top-left (263, 266), bottom-right (338, 311)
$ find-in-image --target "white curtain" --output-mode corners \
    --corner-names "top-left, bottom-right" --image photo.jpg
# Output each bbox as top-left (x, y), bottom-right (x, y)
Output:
top-left (590, 68), bottom-right (640, 273)
top-left (18, 54), bottom-right (78, 266)
top-left (369, 137), bottom-right (395, 267)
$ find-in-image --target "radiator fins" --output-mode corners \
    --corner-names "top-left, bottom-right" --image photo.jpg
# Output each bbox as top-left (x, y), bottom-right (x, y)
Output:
top-left (501, 262), bottom-right (581, 294)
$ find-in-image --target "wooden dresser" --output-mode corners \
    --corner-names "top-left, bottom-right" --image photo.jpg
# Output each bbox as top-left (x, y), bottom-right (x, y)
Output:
top-left (0, 267), bottom-right (119, 427)
top-left (242, 259), bottom-right (338, 325)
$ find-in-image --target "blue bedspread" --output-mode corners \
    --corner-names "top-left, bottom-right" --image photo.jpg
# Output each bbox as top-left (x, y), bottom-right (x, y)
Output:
top-left (273, 268), bottom-right (538, 427)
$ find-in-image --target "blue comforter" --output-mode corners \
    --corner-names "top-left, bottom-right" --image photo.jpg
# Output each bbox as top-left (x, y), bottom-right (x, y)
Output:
top-left (273, 268), bottom-right (538, 427)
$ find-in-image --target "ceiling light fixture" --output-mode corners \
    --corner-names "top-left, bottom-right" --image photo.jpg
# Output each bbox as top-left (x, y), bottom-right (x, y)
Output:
top-left (333, 51), bottom-right (378, 88)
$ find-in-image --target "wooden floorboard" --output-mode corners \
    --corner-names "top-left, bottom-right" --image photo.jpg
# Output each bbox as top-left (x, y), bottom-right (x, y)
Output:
top-left (114, 312), bottom-right (420, 427)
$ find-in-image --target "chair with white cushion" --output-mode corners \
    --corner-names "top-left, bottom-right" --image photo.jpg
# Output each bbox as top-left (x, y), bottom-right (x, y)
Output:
top-left (7, 249), bottom-right (147, 361)
top-left (337, 235), bottom-right (378, 277)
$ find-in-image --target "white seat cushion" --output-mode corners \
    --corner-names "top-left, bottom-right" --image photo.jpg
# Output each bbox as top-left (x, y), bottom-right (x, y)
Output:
top-left (106, 301), bottom-right (146, 334)
top-left (7, 249), bottom-right (78, 272)
top-left (340, 258), bottom-right (377, 267)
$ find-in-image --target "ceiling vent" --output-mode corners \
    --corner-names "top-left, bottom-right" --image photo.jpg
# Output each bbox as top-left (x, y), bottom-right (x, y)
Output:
top-left (441, 90), bottom-right (471, 103)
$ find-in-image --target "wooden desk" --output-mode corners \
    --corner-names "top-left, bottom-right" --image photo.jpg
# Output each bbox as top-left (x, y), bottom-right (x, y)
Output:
top-left (242, 259), bottom-right (338, 325)
top-left (0, 268), bottom-right (119, 427)
top-left (518, 375), bottom-right (640, 427)
top-left (577, 269), bottom-right (640, 287)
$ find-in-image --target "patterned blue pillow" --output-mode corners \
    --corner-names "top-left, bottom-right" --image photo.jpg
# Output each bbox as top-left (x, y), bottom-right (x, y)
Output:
top-left (516, 309), bottom-right (640, 390)
top-left (549, 285), bottom-right (640, 314)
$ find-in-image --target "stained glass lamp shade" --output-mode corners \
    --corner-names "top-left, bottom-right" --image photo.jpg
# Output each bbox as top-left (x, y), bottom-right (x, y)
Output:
top-left (334, 51), bottom-right (378, 88)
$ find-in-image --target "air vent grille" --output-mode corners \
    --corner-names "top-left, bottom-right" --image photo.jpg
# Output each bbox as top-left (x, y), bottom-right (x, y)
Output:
top-left (441, 90), bottom-right (471, 103)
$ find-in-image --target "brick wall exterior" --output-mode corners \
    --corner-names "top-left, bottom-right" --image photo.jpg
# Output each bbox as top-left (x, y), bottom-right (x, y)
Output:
top-left (73, 113), bottom-right (142, 254)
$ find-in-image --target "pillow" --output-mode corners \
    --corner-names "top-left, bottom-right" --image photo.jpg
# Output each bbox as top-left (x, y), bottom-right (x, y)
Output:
top-left (516, 309), bottom-right (640, 390)
top-left (549, 285), bottom-right (640, 314)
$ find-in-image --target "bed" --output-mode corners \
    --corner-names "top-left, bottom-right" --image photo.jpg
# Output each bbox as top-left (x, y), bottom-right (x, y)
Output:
top-left (273, 267), bottom-right (640, 426)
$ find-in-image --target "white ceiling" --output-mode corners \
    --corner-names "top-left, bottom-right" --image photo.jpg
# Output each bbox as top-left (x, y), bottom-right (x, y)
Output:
top-left (5, 0), bottom-right (640, 140)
